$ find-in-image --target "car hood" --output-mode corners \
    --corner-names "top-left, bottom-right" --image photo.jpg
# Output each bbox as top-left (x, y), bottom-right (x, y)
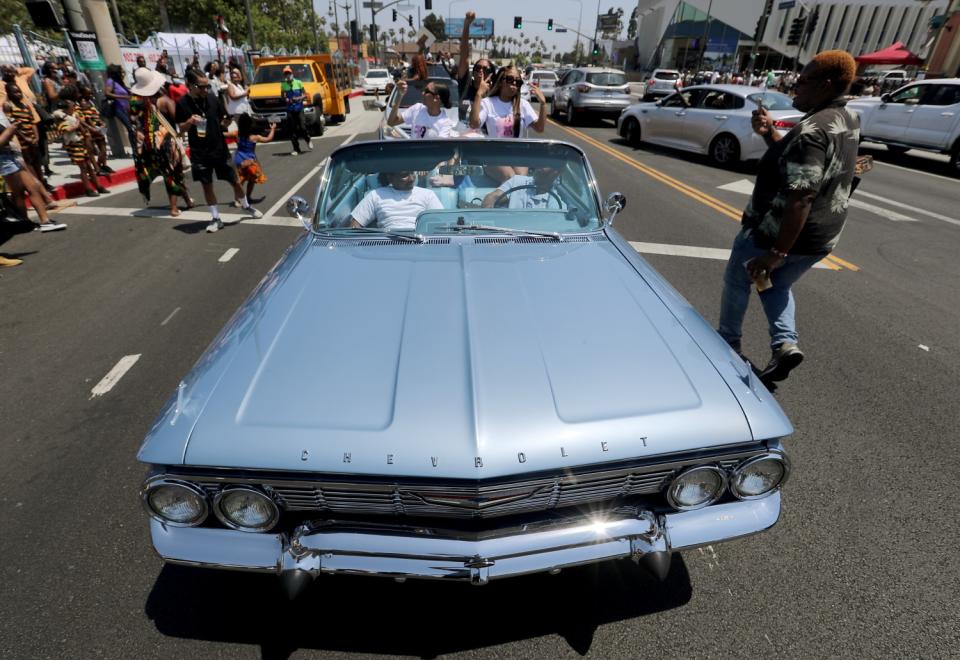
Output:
top-left (141, 237), bottom-right (754, 479)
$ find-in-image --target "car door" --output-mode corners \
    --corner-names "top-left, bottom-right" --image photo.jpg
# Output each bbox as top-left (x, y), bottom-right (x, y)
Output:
top-left (643, 91), bottom-right (696, 147)
top-left (683, 88), bottom-right (740, 152)
top-left (903, 84), bottom-right (960, 149)
top-left (555, 70), bottom-right (577, 107)
top-left (868, 83), bottom-right (926, 142)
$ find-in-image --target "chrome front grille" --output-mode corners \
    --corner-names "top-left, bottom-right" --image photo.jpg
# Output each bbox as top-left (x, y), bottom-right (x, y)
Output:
top-left (188, 452), bottom-right (754, 520)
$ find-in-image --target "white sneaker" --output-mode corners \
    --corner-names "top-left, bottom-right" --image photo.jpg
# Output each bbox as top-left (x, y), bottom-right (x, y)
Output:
top-left (206, 219), bottom-right (223, 233)
top-left (307, 141), bottom-right (313, 151)
top-left (229, 200), bottom-right (242, 208)
top-left (38, 222), bottom-right (67, 232)
top-left (244, 206), bottom-right (263, 219)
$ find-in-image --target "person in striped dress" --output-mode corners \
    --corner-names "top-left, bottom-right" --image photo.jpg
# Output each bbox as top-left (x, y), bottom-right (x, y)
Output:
top-left (54, 100), bottom-right (107, 197)
top-left (78, 85), bottom-right (112, 174)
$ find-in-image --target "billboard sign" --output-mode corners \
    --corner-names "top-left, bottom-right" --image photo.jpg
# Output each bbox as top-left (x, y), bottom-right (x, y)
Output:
top-left (444, 17), bottom-right (495, 38)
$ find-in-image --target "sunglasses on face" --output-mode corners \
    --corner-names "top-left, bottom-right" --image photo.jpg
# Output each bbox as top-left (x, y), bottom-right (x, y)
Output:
top-left (502, 76), bottom-right (522, 86)
top-left (192, 83), bottom-right (210, 89)
top-left (423, 88), bottom-right (437, 96)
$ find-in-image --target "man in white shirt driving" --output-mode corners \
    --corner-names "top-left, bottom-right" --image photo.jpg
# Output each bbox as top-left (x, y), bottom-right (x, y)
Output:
top-left (482, 167), bottom-right (564, 209)
top-left (349, 171), bottom-right (443, 230)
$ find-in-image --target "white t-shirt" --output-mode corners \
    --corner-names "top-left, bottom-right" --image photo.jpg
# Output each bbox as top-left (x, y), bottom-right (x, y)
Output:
top-left (477, 96), bottom-right (539, 138)
top-left (351, 186), bottom-right (444, 230)
top-left (496, 175), bottom-right (563, 209)
top-left (399, 103), bottom-right (457, 138)
top-left (225, 82), bottom-right (251, 115)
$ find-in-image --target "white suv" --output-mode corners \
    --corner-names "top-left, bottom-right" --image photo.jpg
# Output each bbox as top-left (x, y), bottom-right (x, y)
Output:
top-left (644, 69), bottom-right (682, 101)
top-left (847, 79), bottom-right (960, 174)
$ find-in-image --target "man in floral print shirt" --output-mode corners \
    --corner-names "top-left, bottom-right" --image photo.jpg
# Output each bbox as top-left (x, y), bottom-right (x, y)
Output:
top-left (718, 50), bottom-right (859, 387)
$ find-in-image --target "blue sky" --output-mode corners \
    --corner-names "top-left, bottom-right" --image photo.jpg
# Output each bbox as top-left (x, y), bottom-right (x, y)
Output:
top-left (320, 0), bottom-right (630, 53)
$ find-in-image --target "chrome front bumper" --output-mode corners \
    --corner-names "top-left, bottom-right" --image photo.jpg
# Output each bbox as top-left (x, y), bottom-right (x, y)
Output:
top-left (149, 493), bottom-right (781, 586)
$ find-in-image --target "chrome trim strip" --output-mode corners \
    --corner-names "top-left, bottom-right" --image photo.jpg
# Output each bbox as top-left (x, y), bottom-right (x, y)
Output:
top-left (148, 493), bottom-right (781, 583)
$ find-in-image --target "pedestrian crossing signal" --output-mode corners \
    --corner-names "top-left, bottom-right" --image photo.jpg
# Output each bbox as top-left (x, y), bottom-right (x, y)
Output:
top-left (514, 16), bottom-right (522, 29)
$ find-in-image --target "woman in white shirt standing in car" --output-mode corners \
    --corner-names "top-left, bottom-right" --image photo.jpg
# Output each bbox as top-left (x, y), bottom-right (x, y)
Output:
top-left (387, 80), bottom-right (457, 138)
top-left (469, 65), bottom-right (546, 182)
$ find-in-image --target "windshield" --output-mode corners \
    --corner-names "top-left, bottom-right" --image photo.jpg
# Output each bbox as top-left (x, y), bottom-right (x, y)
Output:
top-left (317, 140), bottom-right (602, 236)
top-left (655, 71), bottom-right (680, 80)
top-left (587, 72), bottom-right (626, 86)
top-left (746, 91), bottom-right (796, 111)
top-left (366, 70), bottom-right (389, 78)
top-left (254, 64), bottom-right (315, 84)
top-left (532, 72), bottom-right (558, 82)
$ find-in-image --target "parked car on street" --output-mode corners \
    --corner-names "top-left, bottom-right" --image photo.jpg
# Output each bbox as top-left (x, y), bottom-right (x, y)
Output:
top-left (846, 78), bottom-right (960, 173)
top-left (643, 68), bottom-right (682, 101)
top-left (138, 138), bottom-right (793, 598)
top-left (551, 67), bottom-right (632, 124)
top-left (361, 68), bottom-right (391, 95)
top-left (529, 70), bottom-right (559, 101)
top-left (617, 85), bottom-right (804, 166)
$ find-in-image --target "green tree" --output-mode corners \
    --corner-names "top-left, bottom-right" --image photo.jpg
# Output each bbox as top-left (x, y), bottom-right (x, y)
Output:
top-left (422, 13), bottom-right (445, 41)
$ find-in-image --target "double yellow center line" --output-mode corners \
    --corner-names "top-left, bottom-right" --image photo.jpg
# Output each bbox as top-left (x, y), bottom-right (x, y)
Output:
top-left (548, 120), bottom-right (860, 272)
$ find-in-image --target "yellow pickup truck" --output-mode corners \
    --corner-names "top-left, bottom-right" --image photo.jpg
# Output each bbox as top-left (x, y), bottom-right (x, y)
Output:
top-left (249, 55), bottom-right (353, 135)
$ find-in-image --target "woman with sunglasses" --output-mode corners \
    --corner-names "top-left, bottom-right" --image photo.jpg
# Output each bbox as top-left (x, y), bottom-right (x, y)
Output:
top-left (469, 65), bottom-right (546, 139)
top-left (387, 80), bottom-right (456, 138)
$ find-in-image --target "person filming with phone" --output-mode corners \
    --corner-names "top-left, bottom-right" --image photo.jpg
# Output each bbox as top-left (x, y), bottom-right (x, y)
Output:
top-left (716, 50), bottom-right (860, 388)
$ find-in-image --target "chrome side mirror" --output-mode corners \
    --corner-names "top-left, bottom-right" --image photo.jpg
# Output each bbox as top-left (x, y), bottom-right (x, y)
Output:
top-left (286, 196), bottom-right (313, 231)
top-left (604, 192), bottom-right (626, 225)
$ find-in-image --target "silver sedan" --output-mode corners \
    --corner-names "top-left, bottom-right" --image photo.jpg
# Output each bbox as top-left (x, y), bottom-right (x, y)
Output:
top-left (616, 85), bottom-right (804, 167)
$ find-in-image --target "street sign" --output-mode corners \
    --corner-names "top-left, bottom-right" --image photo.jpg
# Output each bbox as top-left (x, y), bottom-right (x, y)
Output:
top-left (444, 17), bottom-right (495, 38)
top-left (555, 28), bottom-right (567, 33)
top-left (362, 1), bottom-right (384, 8)
top-left (596, 14), bottom-right (619, 32)
top-left (778, 0), bottom-right (796, 9)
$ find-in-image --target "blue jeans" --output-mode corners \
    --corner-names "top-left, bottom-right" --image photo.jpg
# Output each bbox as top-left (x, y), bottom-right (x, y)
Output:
top-left (718, 228), bottom-right (823, 350)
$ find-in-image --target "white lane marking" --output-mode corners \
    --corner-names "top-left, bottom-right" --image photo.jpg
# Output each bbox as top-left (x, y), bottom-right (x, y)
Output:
top-left (717, 178), bottom-right (919, 222)
top-left (918, 344), bottom-right (930, 351)
top-left (855, 190), bottom-right (960, 227)
top-left (716, 178), bottom-right (755, 195)
top-left (848, 197), bottom-right (918, 222)
top-left (218, 248), bottom-right (239, 263)
top-left (90, 354), bottom-right (141, 398)
top-left (628, 241), bottom-right (834, 269)
top-left (56, 205), bottom-right (300, 227)
top-left (160, 307), bottom-right (181, 326)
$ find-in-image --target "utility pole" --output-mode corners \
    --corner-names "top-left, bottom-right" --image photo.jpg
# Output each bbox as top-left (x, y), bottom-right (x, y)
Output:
top-left (243, 0), bottom-right (257, 50)
top-left (695, 0), bottom-right (713, 73)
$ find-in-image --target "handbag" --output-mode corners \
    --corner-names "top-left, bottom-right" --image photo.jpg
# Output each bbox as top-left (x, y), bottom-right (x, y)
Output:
top-left (100, 97), bottom-right (115, 118)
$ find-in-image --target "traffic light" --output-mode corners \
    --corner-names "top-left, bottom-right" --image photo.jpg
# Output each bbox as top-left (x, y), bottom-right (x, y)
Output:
top-left (408, 15), bottom-right (413, 28)
top-left (592, 42), bottom-right (599, 56)
top-left (547, 19), bottom-right (553, 31)
top-left (392, 9), bottom-right (397, 21)
top-left (425, 0), bottom-right (432, 9)
top-left (786, 16), bottom-right (806, 46)
top-left (514, 16), bottom-right (522, 29)
top-left (350, 19), bottom-right (359, 44)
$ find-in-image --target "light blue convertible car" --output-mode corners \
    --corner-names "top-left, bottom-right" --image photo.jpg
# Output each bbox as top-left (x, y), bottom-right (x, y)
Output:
top-left (138, 139), bottom-right (792, 598)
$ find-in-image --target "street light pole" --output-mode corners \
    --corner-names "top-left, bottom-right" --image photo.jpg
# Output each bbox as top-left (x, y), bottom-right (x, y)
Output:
top-left (243, 0), bottom-right (257, 50)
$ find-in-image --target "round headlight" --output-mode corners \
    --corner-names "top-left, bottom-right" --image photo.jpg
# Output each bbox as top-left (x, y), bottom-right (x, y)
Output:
top-left (666, 466), bottom-right (726, 510)
top-left (214, 487), bottom-right (280, 532)
top-left (143, 479), bottom-right (208, 526)
top-left (731, 454), bottom-right (789, 499)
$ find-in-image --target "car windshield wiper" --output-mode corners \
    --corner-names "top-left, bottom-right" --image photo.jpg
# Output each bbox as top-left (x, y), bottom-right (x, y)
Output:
top-left (317, 226), bottom-right (426, 243)
top-left (440, 224), bottom-right (563, 242)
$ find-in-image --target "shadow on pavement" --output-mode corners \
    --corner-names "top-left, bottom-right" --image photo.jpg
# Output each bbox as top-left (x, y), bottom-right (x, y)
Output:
top-left (172, 221), bottom-right (211, 234)
top-left (145, 556), bottom-right (693, 658)
top-left (609, 136), bottom-right (760, 175)
top-left (857, 143), bottom-right (957, 179)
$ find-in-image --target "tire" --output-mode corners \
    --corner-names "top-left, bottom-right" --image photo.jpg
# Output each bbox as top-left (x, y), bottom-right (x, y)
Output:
top-left (642, 94), bottom-right (653, 102)
top-left (565, 102), bottom-right (578, 126)
top-left (950, 142), bottom-right (960, 177)
top-left (885, 145), bottom-right (908, 155)
top-left (622, 117), bottom-right (641, 147)
top-left (709, 133), bottom-right (741, 167)
top-left (311, 98), bottom-right (325, 135)
top-left (550, 100), bottom-right (561, 119)
top-left (344, 96), bottom-right (351, 114)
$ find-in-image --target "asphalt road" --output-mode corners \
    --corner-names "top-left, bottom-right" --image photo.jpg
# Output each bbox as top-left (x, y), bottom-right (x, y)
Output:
top-left (1, 107), bottom-right (958, 659)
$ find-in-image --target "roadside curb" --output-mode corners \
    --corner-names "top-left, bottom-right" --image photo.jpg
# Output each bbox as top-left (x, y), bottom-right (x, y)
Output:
top-left (49, 166), bottom-right (138, 201)
top-left (347, 89), bottom-right (364, 98)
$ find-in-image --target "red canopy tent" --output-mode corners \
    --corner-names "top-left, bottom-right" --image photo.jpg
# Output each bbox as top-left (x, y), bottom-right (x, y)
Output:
top-left (854, 41), bottom-right (924, 66)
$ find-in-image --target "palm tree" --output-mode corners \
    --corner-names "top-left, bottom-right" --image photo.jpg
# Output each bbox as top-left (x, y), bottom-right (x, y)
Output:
top-left (399, 26), bottom-right (406, 43)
